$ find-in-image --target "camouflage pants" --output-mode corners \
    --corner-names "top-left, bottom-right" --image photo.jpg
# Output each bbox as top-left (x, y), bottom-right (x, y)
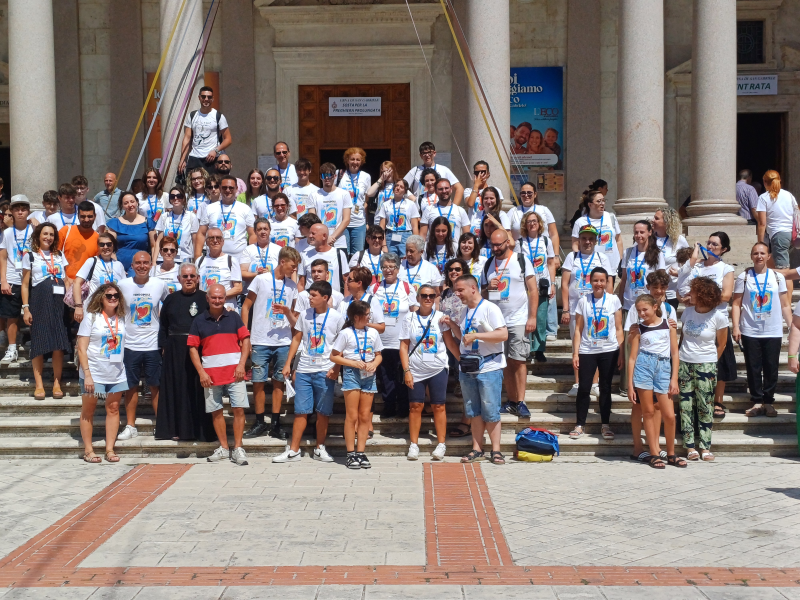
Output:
top-left (678, 361), bottom-right (717, 450)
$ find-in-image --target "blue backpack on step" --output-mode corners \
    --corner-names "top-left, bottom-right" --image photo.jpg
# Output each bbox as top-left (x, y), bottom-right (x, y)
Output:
top-left (515, 427), bottom-right (560, 456)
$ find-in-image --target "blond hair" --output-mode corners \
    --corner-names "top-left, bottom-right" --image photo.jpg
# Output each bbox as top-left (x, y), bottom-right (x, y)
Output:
top-left (86, 282), bottom-right (127, 319)
top-left (520, 210), bottom-right (546, 238)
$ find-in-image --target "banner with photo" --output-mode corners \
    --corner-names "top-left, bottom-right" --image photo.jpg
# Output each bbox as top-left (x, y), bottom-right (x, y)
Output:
top-left (510, 66), bottom-right (563, 194)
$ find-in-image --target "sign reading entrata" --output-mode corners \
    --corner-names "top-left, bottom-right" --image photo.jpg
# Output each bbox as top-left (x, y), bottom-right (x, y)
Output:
top-left (737, 74), bottom-right (777, 96)
top-left (329, 97), bottom-right (381, 117)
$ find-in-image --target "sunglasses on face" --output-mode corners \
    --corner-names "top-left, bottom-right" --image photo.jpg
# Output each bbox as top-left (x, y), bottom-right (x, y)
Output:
top-left (520, 191), bottom-right (534, 197)
top-left (207, 236), bottom-right (223, 241)
top-left (419, 293), bottom-right (437, 300)
top-left (447, 267), bottom-right (463, 273)
top-left (162, 248), bottom-right (177, 254)
top-left (320, 174), bottom-right (334, 180)
top-left (474, 170), bottom-right (487, 176)
top-left (180, 274), bottom-right (198, 279)
top-left (216, 160), bottom-right (231, 165)
top-left (206, 184), bottom-right (220, 190)
top-left (220, 185), bottom-right (236, 191)
top-left (98, 242), bottom-right (113, 248)
top-left (275, 151), bottom-right (288, 156)
top-left (265, 176), bottom-right (280, 182)
top-left (169, 193), bottom-right (183, 200)
top-left (200, 94), bottom-right (213, 100)
top-left (105, 293), bottom-right (120, 300)
top-left (370, 236), bottom-right (385, 241)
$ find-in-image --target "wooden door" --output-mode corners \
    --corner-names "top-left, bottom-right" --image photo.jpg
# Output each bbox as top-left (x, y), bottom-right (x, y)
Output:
top-left (298, 84), bottom-right (411, 181)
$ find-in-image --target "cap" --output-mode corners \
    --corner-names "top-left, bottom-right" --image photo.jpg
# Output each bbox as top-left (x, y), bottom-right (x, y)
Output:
top-left (9, 194), bottom-right (30, 208)
top-left (578, 224), bottom-right (599, 237)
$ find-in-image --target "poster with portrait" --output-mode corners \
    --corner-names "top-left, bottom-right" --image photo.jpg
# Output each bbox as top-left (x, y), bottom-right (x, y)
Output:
top-left (510, 67), bottom-right (563, 194)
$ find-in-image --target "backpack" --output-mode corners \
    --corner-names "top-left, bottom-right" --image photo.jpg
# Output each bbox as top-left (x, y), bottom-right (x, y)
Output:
top-left (515, 427), bottom-right (559, 457)
top-left (372, 279), bottom-right (411, 297)
top-left (482, 252), bottom-right (526, 283)
top-left (195, 254), bottom-right (233, 283)
top-left (189, 109), bottom-right (223, 146)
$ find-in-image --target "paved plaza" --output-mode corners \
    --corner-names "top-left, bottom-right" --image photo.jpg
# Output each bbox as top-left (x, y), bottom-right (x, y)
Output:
top-left (1, 457), bottom-right (800, 598)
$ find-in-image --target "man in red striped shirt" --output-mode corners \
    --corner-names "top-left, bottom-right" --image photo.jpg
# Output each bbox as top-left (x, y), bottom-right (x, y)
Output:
top-left (188, 284), bottom-right (252, 465)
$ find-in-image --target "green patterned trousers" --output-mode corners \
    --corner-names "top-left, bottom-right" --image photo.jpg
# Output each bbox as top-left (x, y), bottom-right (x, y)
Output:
top-left (679, 361), bottom-right (717, 450)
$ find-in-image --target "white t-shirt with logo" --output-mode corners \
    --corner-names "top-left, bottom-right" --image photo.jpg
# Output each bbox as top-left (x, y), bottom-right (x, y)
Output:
top-left (295, 289), bottom-right (344, 314)
top-left (655, 234), bottom-right (690, 299)
top-left (202, 201), bottom-right (255, 261)
top-left (155, 211), bottom-right (200, 263)
top-left (400, 259), bottom-right (443, 295)
top-left (184, 109), bottom-right (228, 158)
top-left (311, 188), bottom-right (350, 249)
top-left (302, 247), bottom-right (349, 294)
top-left (756, 189), bottom-right (797, 239)
top-left (457, 300), bottom-right (507, 373)
top-left (196, 253), bottom-right (242, 311)
top-left (376, 198), bottom-right (421, 233)
top-left (332, 326), bottom-right (384, 365)
top-left (150, 263), bottom-right (180, 295)
top-left (420, 204), bottom-right (470, 241)
top-left (678, 260), bottom-right (735, 311)
top-left (240, 243), bottom-right (282, 289)
top-left (561, 251), bottom-right (612, 312)
top-left (572, 213), bottom-right (622, 271)
top-left (462, 187), bottom-right (505, 219)
top-left (186, 193), bottom-right (209, 223)
top-left (515, 236), bottom-right (554, 285)
top-left (248, 273), bottom-right (298, 347)
top-left (337, 170), bottom-right (372, 229)
top-left (679, 306), bottom-right (729, 364)
top-left (735, 269), bottom-right (787, 338)
top-left (22, 250), bottom-right (69, 288)
top-left (0, 225), bottom-right (33, 286)
top-left (286, 183), bottom-right (320, 218)
top-left (77, 312), bottom-right (127, 385)
top-left (404, 164), bottom-right (460, 195)
top-left (507, 204), bottom-right (555, 240)
top-left (399, 311), bottom-right (450, 382)
top-left (465, 256), bottom-right (488, 279)
top-left (349, 250), bottom-right (384, 284)
top-left (295, 307), bottom-right (345, 374)
top-left (371, 279), bottom-right (419, 350)
top-left (337, 294), bottom-right (386, 326)
top-left (268, 217), bottom-right (299, 249)
top-left (118, 278), bottom-right (168, 352)
top-left (620, 246), bottom-right (666, 310)
top-left (271, 164), bottom-right (298, 189)
top-left (251, 195), bottom-right (299, 221)
top-left (77, 257), bottom-right (127, 308)
top-left (417, 190), bottom-right (439, 213)
top-left (467, 209), bottom-right (511, 238)
top-left (575, 293), bottom-right (622, 354)
top-left (481, 253), bottom-right (536, 326)
top-left (137, 192), bottom-right (171, 222)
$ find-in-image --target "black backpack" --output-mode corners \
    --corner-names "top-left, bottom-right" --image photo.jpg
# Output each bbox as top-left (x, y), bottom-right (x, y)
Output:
top-left (482, 252), bottom-right (526, 283)
top-left (189, 109), bottom-right (223, 145)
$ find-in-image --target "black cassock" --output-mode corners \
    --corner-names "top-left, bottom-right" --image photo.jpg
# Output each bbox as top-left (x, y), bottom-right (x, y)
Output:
top-left (155, 289), bottom-right (214, 441)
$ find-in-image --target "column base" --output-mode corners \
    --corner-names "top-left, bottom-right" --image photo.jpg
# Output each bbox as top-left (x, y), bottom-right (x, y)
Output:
top-left (611, 197), bottom-right (669, 226)
top-left (683, 199), bottom-right (748, 226)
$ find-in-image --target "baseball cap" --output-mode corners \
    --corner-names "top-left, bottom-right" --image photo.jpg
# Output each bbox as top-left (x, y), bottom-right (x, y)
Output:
top-left (578, 224), bottom-right (599, 237)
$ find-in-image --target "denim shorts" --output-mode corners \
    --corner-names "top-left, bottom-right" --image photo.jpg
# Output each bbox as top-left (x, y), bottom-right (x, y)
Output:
top-left (251, 344), bottom-right (290, 383)
top-left (295, 371), bottom-right (335, 416)
top-left (341, 366), bottom-right (377, 393)
top-left (459, 368), bottom-right (504, 423)
top-left (123, 349), bottom-right (162, 388)
top-left (204, 380), bottom-right (249, 413)
top-left (769, 231), bottom-right (791, 268)
top-left (79, 378), bottom-right (129, 396)
top-left (632, 350), bottom-right (672, 394)
top-left (386, 229), bottom-right (412, 257)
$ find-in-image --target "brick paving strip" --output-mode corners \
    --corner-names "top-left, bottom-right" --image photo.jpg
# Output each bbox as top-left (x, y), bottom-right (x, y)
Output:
top-left (1, 462), bottom-right (799, 589)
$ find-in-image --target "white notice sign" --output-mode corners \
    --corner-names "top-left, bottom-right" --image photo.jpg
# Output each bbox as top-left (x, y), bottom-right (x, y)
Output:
top-left (329, 97), bottom-right (381, 117)
top-left (737, 75), bottom-right (778, 96)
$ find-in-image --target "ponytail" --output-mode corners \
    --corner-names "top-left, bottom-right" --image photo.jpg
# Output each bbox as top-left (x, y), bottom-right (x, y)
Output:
top-left (345, 300), bottom-right (370, 330)
top-left (764, 170), bottom-right (782, 200)
top-left (635, 293), bottom-right (661, 318)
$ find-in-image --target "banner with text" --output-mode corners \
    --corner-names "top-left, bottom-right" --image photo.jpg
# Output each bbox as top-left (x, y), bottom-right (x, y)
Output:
top-left (329, 97), bottom-right (382, 117)
top-left (737, 74), bottom-right (777, 96)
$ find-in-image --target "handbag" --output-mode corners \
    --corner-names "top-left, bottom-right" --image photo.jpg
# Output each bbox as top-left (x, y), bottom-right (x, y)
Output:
top-left (64, 257), bottom-right (97, 308)
top-left (459, 352), bottom-right (501, 374)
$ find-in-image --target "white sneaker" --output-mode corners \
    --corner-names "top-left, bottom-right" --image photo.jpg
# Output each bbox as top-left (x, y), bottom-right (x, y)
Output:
top-left (1, 347), bottom-right (17, 364)
top-left (231, 447), bottom-right (249, 466)
top-left (591, 383), bottom-right (600, 398)
top-left (272, 447), bottom-right (302, 463)
top-left (207, 446), bottom-right (229, 462)
top-left (431, 443), bottom-right (446, 461)
top-left (313, 445), bottom-right (334, 462)
top-left (407, 443), bottom-right (420, 461)
top-left (117, 425), bottom-right (138, 440)
top-left (546, 334), bottom-right (557, 342)
top-left (567, 383), bottom-right (579, 397)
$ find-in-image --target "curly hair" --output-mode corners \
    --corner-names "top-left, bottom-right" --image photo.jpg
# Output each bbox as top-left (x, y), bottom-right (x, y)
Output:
top-left (30, 222), bottom-right (61, 255)
top-left (690, 276), bottom-right (721, 309)
top-left (646, 269), bottom-right (670, 289)
top-left (85, 282), bottom-right (127, 318)
top-left (655, 207), bottom-right (683, 245)
top-left (520, 210), bottom-right (545, 239)
top-left (443, 258), bottom-right (470, 288)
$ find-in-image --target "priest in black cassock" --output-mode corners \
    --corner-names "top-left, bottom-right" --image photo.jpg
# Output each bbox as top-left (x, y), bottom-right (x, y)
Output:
top-left (156, 263), bottom-right (214, 441)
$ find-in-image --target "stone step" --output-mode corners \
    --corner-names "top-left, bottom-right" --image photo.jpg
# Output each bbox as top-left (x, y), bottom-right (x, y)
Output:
top-left (525, 373), bottom-right (798, 393)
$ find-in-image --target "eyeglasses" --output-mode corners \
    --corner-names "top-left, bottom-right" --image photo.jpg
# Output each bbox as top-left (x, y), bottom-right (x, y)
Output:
top-left (98, 242), bottom-right (113, 248)
top-left (180, 274), bottom-right (198, 279)
top-left (273, 203), bottom-right (288, 210)
top-left (191, 176), bottom-right (205, 182)
top-left (265, 176), bottom-right (280, 182)
top-left (206, 184), bottom-right (220, 190)
top-left (169, 193), bottom-right (183, 200)
top-left (420, 150), bottom-right (434, 156)
top-left (382, 265), bottom-right (398, 271)
top-left (419, 293), bottom-right (437, 300)
top-left (216, 159), bottom-right (231, 165)
top-left (161, 248), bottom-right (177, 254)
top-left (447, 267), bottom-right (463, 272)
top-left (473, 170), bottom-right (488, 176)
top-left (104, 293), bottom-right (120, 300)
top-left (520, 191), bottom-right (534, 197)
top-left (206, 236), bottom-right (223, 241)
top-left (275, 151), bottom-right (288, 156)
top-left (220, 185), bottom-right (236, 191)
top-left (369, 236), bottom-right (385, 241)
top-left (490, 242), bottom-right (507, 248)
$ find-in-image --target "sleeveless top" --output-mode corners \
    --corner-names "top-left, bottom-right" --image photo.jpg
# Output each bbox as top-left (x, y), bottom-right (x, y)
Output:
top-left (638, 318), bottom-right (671, 358)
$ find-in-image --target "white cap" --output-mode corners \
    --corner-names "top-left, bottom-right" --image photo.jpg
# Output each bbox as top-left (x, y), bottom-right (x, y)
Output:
top-left (9, 194), bottom-right (30, 208)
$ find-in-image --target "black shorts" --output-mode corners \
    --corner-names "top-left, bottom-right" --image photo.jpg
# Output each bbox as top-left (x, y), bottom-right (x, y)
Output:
top-left (0, 284), bottom-right (23, 319)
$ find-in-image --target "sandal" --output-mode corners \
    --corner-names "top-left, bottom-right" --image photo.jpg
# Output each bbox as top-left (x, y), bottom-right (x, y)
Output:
top-left (52, 385), bottom-right (64, 400)
top-left (490, 451), bottom-right (505, 465)
top-left (667, 455), bottom-right (687, 468)
top-left (745, 404), bottom-right (765, 417)
top-left (569, 425), bottom-right (583, 440)
top-left (687, 449), bottom-right (700, 461)
top-left (630, 451), bottom-right (651, 463)
top-left (461, 449), bottom-right (485, 463)
top-left (601, 425), bottom-right (614, 440)
top-left (701, 450), bottom-right (715, 462)
top-left (648, 456), bottom-right (665, 469)
top-left (105, 451), bottom-right (120, 463)
top-left (83, 452), bottom-right (101, 464)
top-left (764, 404), bottom-right (778, 418)
top-left (449, 423), bottom-right (472, 438)
top-left (713, 403), bottom-right (726, 418)
top-left (33, 388), bottom-right (45, 400)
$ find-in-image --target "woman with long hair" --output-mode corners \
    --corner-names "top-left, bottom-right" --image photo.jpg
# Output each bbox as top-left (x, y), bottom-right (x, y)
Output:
top-left (652, 208), bottom-right (690, 310)
top-left (367, 160), bottom-right (402, 224)
top-left (526, 129), bottom-right (545, 154)
top-left (73, 231), bottom-right (127, 322)
top-left (21, 222), bottom-right (71, 400)
top-left (424, 216), bottom-right (456, 276)
top-left (417, 167), bottom-right (440, 212)
top-left (457, 232), bottom-right (486, 279)
top-left (756, 169), bottom-right (797, 297)
top-left (186, 167), bottom-right (210, 219)
top-left (106, 192), bottom-right (157, 273)
top-left (153, 187), bottom-right (200, 263)
top-left (77, 282), bottom-right (129, 463)
top-left (137, 167), bottom-right (169, 222)
top-left (467, 187), bottom-right (510, 238)
top-left (339, 147), bottom-right (371, 256)
top-left (376, 179), bottom-right (420, 257)
top-left (571, 189), bottom-right (624, 280)
top-left (237, 169), bottom-right (266, 206)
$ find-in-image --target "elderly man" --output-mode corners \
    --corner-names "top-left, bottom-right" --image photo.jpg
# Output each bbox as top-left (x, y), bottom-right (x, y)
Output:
top-left (188, 283), bottom-right (251, 466)
top-left (156, 263), bottom-right (214, 441)
top-left (195, 226), bottom-right (243, 311)
top-left (92, 173), bottom-right (121, 220)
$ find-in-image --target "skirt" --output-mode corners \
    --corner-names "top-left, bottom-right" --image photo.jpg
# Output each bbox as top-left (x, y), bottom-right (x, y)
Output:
top-left (29, 279), bottom-right (71, 359)
top-left (717, 327), bottom-right (738, 383)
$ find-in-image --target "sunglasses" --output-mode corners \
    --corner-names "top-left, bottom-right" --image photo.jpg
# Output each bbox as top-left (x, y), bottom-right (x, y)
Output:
top-left (275, 151), bottom-right (288, 156)
top-left (161, 248), bottom-right (177, 254)
top-left (206, 184), bottom-right (220, 190)
top-left (265, 176), bottom-right (280, 182)
top-left (216, 160), bottom-right (231, 165)
top-left (473, 170), bottom-right (488, 176)
top-left (320, 174), bottom-right (334, 180)
top-left (447, 267), bottom-right (463, 272)
top-left (105, 293), bottom-right (120, 300)
top-left (419, 293), bottom-right (437, 300)
top-left (169, 193), bottom-right (183, 200)
top-left (98, 242), bottom-right (114, 248)
top-left (200, 94), bottom-right (213, 100)
top-left (180, 274), bottom-right (198, 279)
top-left (207, 236), bottom-right (223, 241)
top-left (220, 185), bottom-right (236, 191)
top-left (520, 191), bottom-right (534, 197)
top-left (370, 236), bottom-right (385, 241)
top-left (421, 150), bottom-right (434, 156)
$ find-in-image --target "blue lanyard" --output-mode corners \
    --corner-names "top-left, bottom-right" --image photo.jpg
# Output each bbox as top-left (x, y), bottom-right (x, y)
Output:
top-left (146, 194), bottom-right (159, 219)
top-left (658, 235), bottom-right (669, 252)
top-left (348, 172), bottom-right (360, 207)
top-left (169, 211), bottom-right (183, 237)
top-left (752, 268), bottom-right (769, 303)
top-left (191, 193), bottom-right (205, 213)
top-left (380, 183), bottom-right (393, 202)
top-left (280, 166), bottom-right (290, 190)
top-left (384, 279), bottom-right (400, 302)
top-left (632, 246), bottom-right (645, 274)
top-left (354, 326), bottom-right (369, 361)
top-left (526, 236), bottom-right (542, 266)
top-left (437, 203), bottom-right (453, 223)
top-left (221, 202), bottom-right (235, 231)
top-left (406, 261), bottom-right (423, 285)
top-left (98, 258), bottom-right (115, 282)
top-left (463, 299), bottom-right (484, 336)
top-left (272, 274), bottom-right (286, 306)
top-left (366, 252), bottom-right (380, 276)
top-left (258, 245), bottom-right (270, 269)
top-left (699, 245), bottom-right (721, 261)
top-left (417, 312), bottom-right (436, 344)
top-left (436, 247), bottom-right (447, 272)
top-left (578, 251), bottom-right (595, 280)
top-left (587, 214), bottom-right (603, 230)
top-left (13, 226), bottom-right (30, 258)
top-left (311, 309), bottom-right (330, 354)
top-left (391, 199), bottom-right (403, 229)
top-left (591, 293), bottom-right (606, 331)
top-left (60, 211), bottom-right (77, 227)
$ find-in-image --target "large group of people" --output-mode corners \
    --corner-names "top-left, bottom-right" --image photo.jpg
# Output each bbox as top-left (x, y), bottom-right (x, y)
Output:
top-left (3, 86), bottom-right (797, 468)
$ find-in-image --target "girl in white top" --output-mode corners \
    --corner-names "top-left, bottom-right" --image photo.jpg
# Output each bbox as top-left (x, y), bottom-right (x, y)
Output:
top-left (571, 189), bottom-right (623, 275)
top-left (618, 221), bottom-right (666, 311)
top-left (240, 218), bottom-right (282, 292)
top-left (73, 232), bottom-right (127, 319)
top-left (626, 294), bottom-right (682, 469)
top-left (154, 187), bottom-right (200, 263)
top-left (467, 187), bottom-right (510, 238)
top-left (376, 180), bottom-right (421, 241)
top-left (267, 193), bottom-right (300, 249)
top-left (137, 167), bottom-right (170, 222)
top-left (76, 282), bottom-right (128, 464)
top-left (399, 284), bottom-right (460, 461)
top-left (423, 216), bottom-right (457, 276)
top-left (756, 169), bottom-right (796, 268)
top-left (337, 148), bottom-right (372, 238)
top-left (186, 167), bottom-right (210, 221)
top-left (149, 236), bottom-right (181, 294)
top-left (652, 208), bottom-right (689, 305)
top-left (507, 182), bottom-right (559, 252)
top-left (732, 242), bottom-right (792, 418)
top-left (416, 168), bottom-right (439, 212)
top-left (457, 232), bottom-right (487, 279)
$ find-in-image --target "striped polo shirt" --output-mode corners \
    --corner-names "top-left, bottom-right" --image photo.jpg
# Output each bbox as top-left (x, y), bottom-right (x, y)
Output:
top-left (187, 309), bottom-right (250, 385)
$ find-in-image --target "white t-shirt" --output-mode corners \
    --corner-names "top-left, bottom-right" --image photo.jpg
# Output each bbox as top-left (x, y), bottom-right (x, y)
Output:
top-left (202, 201), bottom-right (255, 261)
top-left (371, 279), bottom-right (418, 349)
top-left (295, 306), bottom-right (344, 373)
top-left (678, 260), bottom-right (735, 311)
top-left (286, 183), bottom-right (320, 218)
top-left (22, 250), bottom-right (68, 288)
top-left (400, 259), bottom-right (443, 295)
top-left (77, 312), bottom-right (127, 385)
top-left (420, 203), bottom-right (470, 241)
top-left (468, 209), bottom-right (510, 238)
top-left (295, 237), bottom-right (310, 255)
top-left (735, 269), bottom-right (787, 338)
top-left (251, 195), bottom-right (299, 221)
top-left (271, 164), bottom-right (298, 189)
top-left (0, 225), bottom-right (33, 286)
top-left (137, 192), bottom-right (171, 222)
top-left (372, 183), bottom-right (395, 226)
top-left (332, 326), bottom-right (384, 364)
top-left (376, 198), bottom-right (421, 233)
top-left (196, 253), bottom-right (242, 310)
top-left (575, 293), bottom-right (622, 354)
top-left (457, 300), bottom-right (507, 373)
top-left (656, 234), bottom-right (690, 299)
top-left (561, 251), bottom-right (612, 312)
top-left (248, 273), bottom-right (298, 347)
top-left (337, 170), bottom-right (372, 229)
top-left (118, 278), bottom-right (167, 352)
top-left (150, 263), bottom-right (180, 295)
top-left (186, 193), bottom-right (209, 222)
top-left (680, 306), bottom-right (729, 363)
top-left (572, 213), bottom-right (622, 271)
top-left (462, 187), bottom-right (505, 218)
top-left (636, 317), bottom-right (672, 359)
top-left (77, 257), bottom-right (127, 307)
top-left (620, 246), bottom-right (666, 310)
top-left (29, 210), bottom-right (49, 226)
top-left (295, 289), bottom-right (344, 314)
top-left (184, 109), bottom-right (228, 158)
top-left (240, 243), bottom-right (282, 287)
top-left (399, 310), bottom-right (450, 382)
top-left (417, 190), bottom-right (439, 212)
top-left (302, 247), bottom-right (349, 294)
top-left (465, 256), bottom-right (488, 279)
top-left (507, 204), bottom-right (555, 240)
top-left (424, 245), bottom-right (456, 277)
top-left (404, 164), bottom-right (460, 195)
top-left (155, 211), bottom-right (199, 263)
top-left (311, 188), bottom-right (350, 249)
top-left (268, 217), bottom-right (299, 249)
top-left (481, 253), bottom-right (536, 326)
top-left (515, 236), bottom-right (554, 285)
top-left (337, 293), bottom-right (386, 326)
top-left (624, 301), bottom-right (675, 332)
top-left (756, 189), bottom-right (797, 239)
top-left (47, 204), bottom-right (106, 232)
top-left (349, 250), bottom-right (384, 284)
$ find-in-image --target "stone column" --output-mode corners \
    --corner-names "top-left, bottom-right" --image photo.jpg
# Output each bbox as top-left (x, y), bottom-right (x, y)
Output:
top-left (465, 0), bottom-right (510, 202)
top-left (8, 0), bottom-right (57, 199)
top-left (614, 0), bottom-right (668, 224)
top-left (160, 0), bottom-right (204, 186)
top-left (685, 0), bottom-right (745, 226)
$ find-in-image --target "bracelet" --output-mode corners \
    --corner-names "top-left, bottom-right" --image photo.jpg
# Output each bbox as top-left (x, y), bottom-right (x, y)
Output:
top-left (21, 304), bottom-right (29, 308)
top-left (790, 355), bottom-right (798, 359)
top-left (403, 368), bottom-right (410, 373)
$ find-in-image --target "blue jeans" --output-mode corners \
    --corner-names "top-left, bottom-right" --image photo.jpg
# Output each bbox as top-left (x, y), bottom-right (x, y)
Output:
top-left (345, 224), bottom-right (367, 257)
top-left (342, 366), bottom-right (377, 393)
top-left (547, 293), bottom-right (558, 336)
top-left (459, 369), bottom-right (504, 423)
top-left (251, 345), bottom-right (290, 383)
top-left (294, 371), bottom-right (336, 416)
top-left (386, 230), bottom-right (412, 257)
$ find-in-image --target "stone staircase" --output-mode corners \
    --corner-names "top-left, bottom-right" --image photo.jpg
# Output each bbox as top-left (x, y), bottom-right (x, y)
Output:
top-left (0, 304), bottom-right (795, 459)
